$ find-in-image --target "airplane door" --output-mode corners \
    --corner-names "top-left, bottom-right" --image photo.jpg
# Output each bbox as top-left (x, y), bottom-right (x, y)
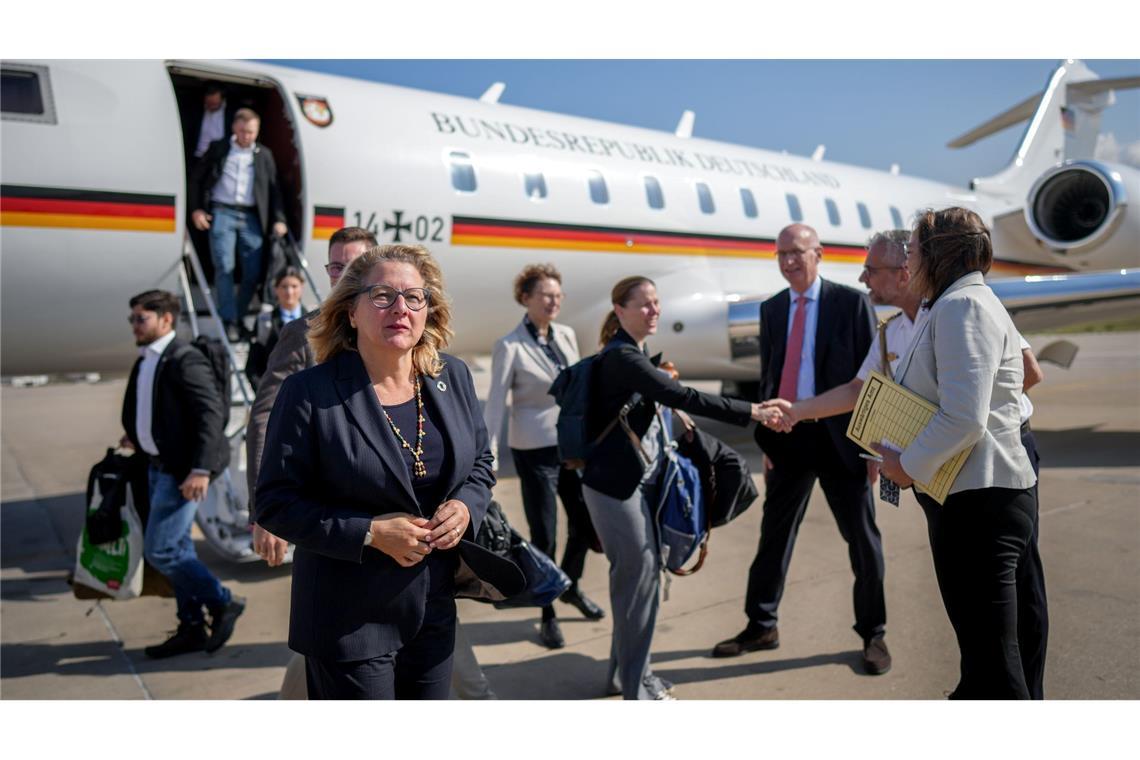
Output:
top-left (1, 60), bottom-right (185, 374)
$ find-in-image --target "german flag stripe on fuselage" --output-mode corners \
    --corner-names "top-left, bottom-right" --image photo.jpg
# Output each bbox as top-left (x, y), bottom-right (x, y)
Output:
top-left (1, 185), bottom-right (175, 232)
top-left (313, 205), bottom-right (345, 240)
top-left (450, 215), bottom-right (1075, 274)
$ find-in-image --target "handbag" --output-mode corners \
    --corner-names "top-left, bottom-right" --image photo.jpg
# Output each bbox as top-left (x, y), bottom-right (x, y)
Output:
top-left (474, 501), bottom-right (571, 608)
top-left (673, 410), bottom-right (759, 528)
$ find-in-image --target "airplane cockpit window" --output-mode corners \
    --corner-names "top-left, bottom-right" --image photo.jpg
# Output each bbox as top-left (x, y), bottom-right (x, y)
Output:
top-left (1, 64), bottom-right (56, 124)
top-left (825, 198), bottom-right (841, 226)
top-left (889, 206), bottom-right (904, 229)
top-left (644, 176), bottom-right (665, 209)
top-left (696, 182), bottom-right (715, 214)
top-left (740, 188), bottom-right (758, 219)
top-left (449, 151), bottom-right (477, 193)
top-left (857, 202), bottom-right (873, 229)
top-left (524, 172), bottom-right (548, 200)
top-left (588, 170), bottom-right (609, 204)
top-left (786, 193), bottom-right (803, 222)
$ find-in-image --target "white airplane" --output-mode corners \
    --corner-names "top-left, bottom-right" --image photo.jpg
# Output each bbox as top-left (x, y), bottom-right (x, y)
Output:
top-left (3, 58), bottom-right (1139, 380)
top-left (2, 58), bottom-right (1137, 559)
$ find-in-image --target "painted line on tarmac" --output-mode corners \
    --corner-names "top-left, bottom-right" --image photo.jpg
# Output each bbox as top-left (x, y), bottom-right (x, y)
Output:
top-left (92, 601), bottom-right (153, 700)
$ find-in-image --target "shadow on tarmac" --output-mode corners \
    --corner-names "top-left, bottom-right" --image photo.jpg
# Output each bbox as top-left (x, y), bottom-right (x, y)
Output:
top-left (0, 639), bottom-right (292, 680)
top-left (1033, 428), bottom-right (1140, 467)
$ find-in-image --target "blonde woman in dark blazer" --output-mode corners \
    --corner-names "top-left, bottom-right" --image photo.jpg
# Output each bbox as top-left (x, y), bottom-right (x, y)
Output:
top-left (876, 207), bottom-right (1043, 699)
top-left (484, 264), bottom-right (605, 649)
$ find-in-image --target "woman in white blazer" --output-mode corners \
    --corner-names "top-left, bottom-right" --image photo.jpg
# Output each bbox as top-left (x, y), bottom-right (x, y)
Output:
top-left (484, 264), bottom-right (605, 649)
top-left (877, 207), bottom-right (1044, 699)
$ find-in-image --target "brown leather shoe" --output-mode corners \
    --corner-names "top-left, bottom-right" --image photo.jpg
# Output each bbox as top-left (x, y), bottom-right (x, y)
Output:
top-left (863, 636), bottom-right (892, 675)
top-left (712, 625), bottom-right (779, 658)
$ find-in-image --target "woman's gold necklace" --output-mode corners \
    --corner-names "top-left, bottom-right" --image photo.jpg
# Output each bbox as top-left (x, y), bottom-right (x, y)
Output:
top-left (382, 376), bottom-right (427, 478)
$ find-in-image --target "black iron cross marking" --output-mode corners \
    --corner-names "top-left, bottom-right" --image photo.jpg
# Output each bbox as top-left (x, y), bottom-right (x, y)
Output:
top-left (384, 210), bottom-right (412, 242)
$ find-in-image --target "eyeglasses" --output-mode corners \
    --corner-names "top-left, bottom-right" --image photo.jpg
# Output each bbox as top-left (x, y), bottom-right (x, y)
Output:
top-left (127, 313), bottom-right (154, 325)
top-left (775, 247), bottom-right (820, 258)
top-left (360, 285), bottom-right (430, 311)
top-left (324, 263), bottom-right (347, 276)
top-left (862, 265), bottom-right (903, 276)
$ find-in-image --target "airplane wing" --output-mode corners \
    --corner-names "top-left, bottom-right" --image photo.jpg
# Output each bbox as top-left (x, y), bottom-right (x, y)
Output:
top-left (988, 268), bottom-right (1140, 333)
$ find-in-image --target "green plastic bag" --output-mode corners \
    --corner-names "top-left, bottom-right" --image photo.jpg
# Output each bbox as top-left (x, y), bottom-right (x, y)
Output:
top-left (73, 482), bottom-right (144, 600)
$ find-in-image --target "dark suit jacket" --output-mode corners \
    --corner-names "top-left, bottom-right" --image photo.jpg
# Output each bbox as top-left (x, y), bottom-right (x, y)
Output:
top-left (189, 138), bottom-right (287, 235)
top-left (180, 99), bottom-right (239, 163)
top-left (121, 337), bottom-right (228, 482)
top-left (254, 350), bottom-right (504, 661)
top-left (753, 278), bottom-right (875, 475)
top-left (583, 328), bottom-right (752, 501)
top-left (245, 309), bottom-right (317, 507)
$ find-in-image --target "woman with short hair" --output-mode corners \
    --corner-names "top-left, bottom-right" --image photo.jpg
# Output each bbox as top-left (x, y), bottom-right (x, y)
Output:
top-left (484, 263), bottom-right (604, 650)
top-left (876, 207), bottom-right (1044, 699)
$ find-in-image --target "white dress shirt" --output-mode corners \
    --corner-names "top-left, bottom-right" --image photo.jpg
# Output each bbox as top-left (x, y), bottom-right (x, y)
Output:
top-left (1018, 333), bottom-right (1034, 423)
top-left (210, 136), bottom-right (256, 207)
top-left (785, 275), bottom-right (822, 400)
top-left (281, 305), bottom-right (302, 324)
top-left (194, 102), bottom-right (227, 157)
top-left (135, 330), bottom-right (177, 456)
top-left (856, 308), bottom-right (926, 382)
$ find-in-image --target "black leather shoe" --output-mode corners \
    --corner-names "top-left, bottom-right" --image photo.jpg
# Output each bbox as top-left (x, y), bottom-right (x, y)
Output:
top-left (863, 636), bottom-right (892, 675)
top-left (144, 623), bottom-right (208, 659)
top-left (560, 587), bottom-right (606, 620)
top-left (539, 617), bottom-right (565, 649)
top-left (205, 595), bottom-right (246, 653)
top-left (712, 625), bottom-right (779, 658)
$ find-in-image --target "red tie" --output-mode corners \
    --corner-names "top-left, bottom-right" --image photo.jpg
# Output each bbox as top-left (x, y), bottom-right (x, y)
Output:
top-left (778, 295), bottom-right (809, 402)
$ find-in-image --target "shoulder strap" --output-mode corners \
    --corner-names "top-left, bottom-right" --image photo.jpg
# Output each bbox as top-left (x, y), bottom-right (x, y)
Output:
top-left (878, 312), bottom-right (902, 379)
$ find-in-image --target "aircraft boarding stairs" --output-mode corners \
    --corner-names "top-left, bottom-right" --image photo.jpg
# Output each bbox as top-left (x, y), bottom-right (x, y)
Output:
top-left (174, 236), bottom-right (321, 564)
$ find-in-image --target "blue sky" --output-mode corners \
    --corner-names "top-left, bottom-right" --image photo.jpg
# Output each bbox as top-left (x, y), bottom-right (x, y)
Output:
top-left (270, 60), bottom-right (1139, 189)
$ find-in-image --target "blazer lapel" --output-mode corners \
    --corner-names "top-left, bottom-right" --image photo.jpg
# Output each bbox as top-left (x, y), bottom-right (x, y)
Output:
top-left (766, 290), bottom-right (790, 391)
top-left (553, 323), bottom-right (579, 364)
top-left (516, 320), bottom-right (561, 378)
top-left (420, 364), bottom-right (466, 500)
top-left (332, 352), bottom-right (418, 509)
top-left (813, 279), bottom-right (834, 378)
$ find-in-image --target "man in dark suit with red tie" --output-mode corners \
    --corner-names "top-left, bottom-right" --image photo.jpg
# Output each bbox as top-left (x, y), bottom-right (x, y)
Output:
top-left (711, 223), bottom-right (891, 675)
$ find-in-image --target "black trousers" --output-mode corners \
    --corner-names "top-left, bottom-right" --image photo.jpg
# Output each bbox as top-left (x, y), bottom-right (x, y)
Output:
top-left (304, 579), bottom-right (456, 700)
top-left (511, 446), bottom-right (595, 605)
top-left (746, 424), bottom-right (886, 641)
top-left (917, 484), bottom-right (1038, 700)
top-left (1019, 422), bottom-right (1049, 699)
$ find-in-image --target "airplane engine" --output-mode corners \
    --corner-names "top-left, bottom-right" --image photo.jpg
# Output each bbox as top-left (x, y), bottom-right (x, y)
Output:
top-left (1026, 160), bottom-right (1140, 269)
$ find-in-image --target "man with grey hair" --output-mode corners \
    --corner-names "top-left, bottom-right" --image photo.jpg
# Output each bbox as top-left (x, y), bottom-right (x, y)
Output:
top-left (762, 229), bottom-right (924, 430)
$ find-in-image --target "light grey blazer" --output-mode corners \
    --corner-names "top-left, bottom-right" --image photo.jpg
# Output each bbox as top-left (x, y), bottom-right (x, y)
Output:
top-left (895, 271), bottom-right (1036, 495)
top-left (483, 319), bottom-right (580, 468)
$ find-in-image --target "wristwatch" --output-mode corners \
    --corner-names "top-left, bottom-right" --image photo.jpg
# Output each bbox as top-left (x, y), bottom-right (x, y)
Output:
top-left (363, 530), bottom-right (374, 547)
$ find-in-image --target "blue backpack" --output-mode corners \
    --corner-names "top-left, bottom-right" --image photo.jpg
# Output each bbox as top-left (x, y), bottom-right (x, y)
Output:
top-left (654, 407), bottom-right (709, 576)
top-left (548, 340), bottom-right (631, 469)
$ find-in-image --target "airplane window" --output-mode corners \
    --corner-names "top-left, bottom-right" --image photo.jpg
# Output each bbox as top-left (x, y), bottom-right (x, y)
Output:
top-left (524, 172), bottom-right (548, 200)
top-left (890, 206), bottom-right (904, 229)
top-left (740, 188), bottom-right (758, 219)
top-left (449, 151), bottom-right (477, 193)
top-left (589, 171), bottom-right (609, 204)
top-left (857, 202), bottom-right (872, 229)
top-left (696, 182), bottom-right (715, 214)
top-left (825, 198), bottom-right (841, 226)
top-left (786, 193), bottom-right (803, 222)
top-left (644, 176), bottom-right (664, 209)
top-left (1, 65), bottom-right (55, 124)
top-left (1, 70), bottom-right (43, 114)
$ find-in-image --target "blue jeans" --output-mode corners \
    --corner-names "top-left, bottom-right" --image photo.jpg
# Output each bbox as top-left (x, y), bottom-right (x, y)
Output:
top-left (208, 205), bottom-right (263, 323)
top-left (144, 466), bottom-right (230, 626)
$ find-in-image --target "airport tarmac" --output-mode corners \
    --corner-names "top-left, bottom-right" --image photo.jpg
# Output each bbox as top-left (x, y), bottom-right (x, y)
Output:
top-left (2, 331), bottom-right (1138, 700)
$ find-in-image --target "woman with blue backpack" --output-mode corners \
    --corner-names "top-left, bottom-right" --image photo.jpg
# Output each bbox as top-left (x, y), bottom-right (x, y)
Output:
top-left (580, 275), bottom-right (775, 699)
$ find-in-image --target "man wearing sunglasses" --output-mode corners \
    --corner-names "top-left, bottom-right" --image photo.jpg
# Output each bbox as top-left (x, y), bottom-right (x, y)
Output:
top-left (121, 289), bottom-right (242, 658)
